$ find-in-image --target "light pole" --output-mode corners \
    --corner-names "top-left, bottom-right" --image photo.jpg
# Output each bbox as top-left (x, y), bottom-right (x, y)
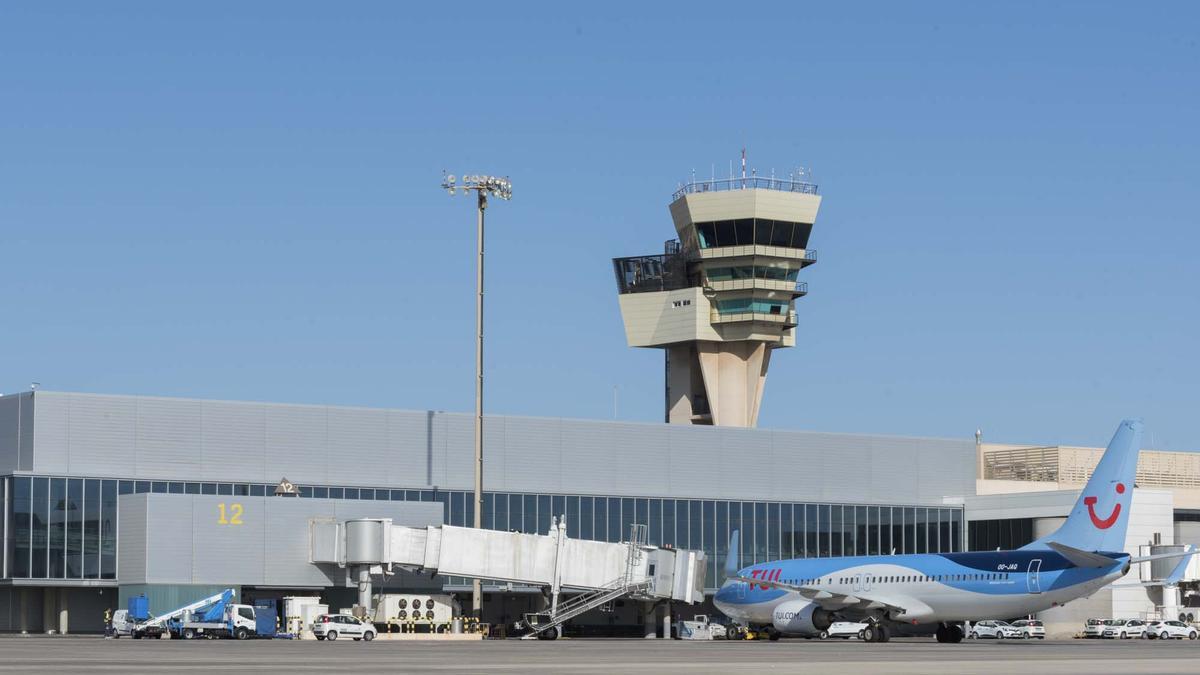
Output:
top-left (440, 172), bottom-right (512, 619)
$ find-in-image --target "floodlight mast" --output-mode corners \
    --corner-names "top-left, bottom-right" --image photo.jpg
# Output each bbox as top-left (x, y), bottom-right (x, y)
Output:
top-left (439, 171), bottom-right (512, 620)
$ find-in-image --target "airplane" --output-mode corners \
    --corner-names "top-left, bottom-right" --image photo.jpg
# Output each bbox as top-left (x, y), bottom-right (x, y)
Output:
top-left (713, 419), bottom-right (1197, 643)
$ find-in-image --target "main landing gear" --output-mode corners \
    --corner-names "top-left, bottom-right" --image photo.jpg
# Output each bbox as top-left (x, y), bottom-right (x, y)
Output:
top-left (861, 622), bottom-right (891, 643)
top-left (935, 623), bottom-right (965, 644)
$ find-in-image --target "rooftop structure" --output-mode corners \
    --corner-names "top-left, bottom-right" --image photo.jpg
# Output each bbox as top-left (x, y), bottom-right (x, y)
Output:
top-left (613, 158), bottom-right (822, 427)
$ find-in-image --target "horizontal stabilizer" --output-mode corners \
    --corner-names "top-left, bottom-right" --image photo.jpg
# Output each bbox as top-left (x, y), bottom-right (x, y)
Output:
top-left (1045, 541), bottom-right (1116, 569)
top-left (1127, 548), bottom-right (1197, 565)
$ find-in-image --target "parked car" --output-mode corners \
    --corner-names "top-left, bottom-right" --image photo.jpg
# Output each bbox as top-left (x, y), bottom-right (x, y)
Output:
top-left (815, 622), bottom-right (868, 640)
top-left (312, 614), bottom-right (376, 642)
top-left (1100, 619), bottom-right (1147, 639)
top-left (1082, 618), bottom-right (1107, 639)
top-left (1011, 619), bottom-right (1046, 639)
top-left (1144, 620), bottom-right (1199, 640)
top-left (969, 620), bottom-right (1023, 639)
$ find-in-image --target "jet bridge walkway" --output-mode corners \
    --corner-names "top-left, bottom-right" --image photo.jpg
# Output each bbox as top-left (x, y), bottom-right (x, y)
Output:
top-left (309, 517), bottom-right (706, 635)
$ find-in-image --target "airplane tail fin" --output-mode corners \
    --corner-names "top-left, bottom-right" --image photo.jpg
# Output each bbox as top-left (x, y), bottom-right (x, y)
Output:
top-left (724, 530), bottom-right (740, 578)
top-left (1024, 418), bottom-right (1143, 553)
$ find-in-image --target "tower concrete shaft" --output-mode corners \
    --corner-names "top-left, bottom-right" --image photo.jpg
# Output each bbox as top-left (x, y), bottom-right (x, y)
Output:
top-left (613, 170), bottom-right (821, 427)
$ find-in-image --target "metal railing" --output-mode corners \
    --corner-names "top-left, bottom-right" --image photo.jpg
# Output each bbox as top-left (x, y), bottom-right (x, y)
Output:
top-left (673, 176), bottom-right (819, 201)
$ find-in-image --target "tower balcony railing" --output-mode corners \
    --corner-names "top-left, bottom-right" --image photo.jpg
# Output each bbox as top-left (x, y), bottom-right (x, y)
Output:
top-left (711, 309), bottom-right (799, 328)
top-left (705, 278), bottom-right (799, 293)
top-left (673, 176), bottom-right (819, 201)
top-left (697, 246), bottom-right (817, 265)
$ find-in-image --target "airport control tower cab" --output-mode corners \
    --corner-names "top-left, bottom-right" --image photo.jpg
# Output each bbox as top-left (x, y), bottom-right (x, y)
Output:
top-left (613, 156), bottom-right (821, 427)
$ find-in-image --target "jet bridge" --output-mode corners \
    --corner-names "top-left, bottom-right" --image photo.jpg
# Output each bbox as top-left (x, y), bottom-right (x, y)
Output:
top-left (309, 517), bottom-right (706, 636)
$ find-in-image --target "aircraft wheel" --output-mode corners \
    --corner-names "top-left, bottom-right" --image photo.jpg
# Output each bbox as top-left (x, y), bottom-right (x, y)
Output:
top-left (768, 629), bottom-right (781, 641)
top-left (878, 625), bottom-right (891, 643)
top-left (861, 625), bottom-right (877, 643)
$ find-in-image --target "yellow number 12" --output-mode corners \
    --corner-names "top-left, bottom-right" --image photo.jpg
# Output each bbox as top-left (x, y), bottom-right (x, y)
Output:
top-left (217, 503), bottom-right (244, 525)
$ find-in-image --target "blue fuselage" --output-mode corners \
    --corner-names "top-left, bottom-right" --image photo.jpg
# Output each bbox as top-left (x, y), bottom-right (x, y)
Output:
top-left (713, 549), bottom-right (1128, 627)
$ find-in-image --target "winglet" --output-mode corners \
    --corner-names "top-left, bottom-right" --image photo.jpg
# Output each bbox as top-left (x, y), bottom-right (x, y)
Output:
top-left (724, 530), bottom-right (740, 578)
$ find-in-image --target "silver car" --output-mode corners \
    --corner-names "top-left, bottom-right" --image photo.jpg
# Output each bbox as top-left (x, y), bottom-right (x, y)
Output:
top-left (312, 614), bottom-right (377, 642)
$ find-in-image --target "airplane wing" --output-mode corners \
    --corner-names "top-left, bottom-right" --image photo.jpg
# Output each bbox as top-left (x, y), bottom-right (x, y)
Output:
top-left (730, 575), bottom-right (910, 615)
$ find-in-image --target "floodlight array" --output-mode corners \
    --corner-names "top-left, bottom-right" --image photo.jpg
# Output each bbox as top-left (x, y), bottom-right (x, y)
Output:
top-left (441, 173), bottom-right (512, 200)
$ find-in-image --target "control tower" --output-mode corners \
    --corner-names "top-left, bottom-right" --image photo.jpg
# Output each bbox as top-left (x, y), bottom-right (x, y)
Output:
top-left (612, 163), bottom-right (821, 427)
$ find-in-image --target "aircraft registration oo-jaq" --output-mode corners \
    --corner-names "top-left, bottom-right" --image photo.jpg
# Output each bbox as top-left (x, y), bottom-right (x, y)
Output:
top-left (714, 419), bottom-right (1197, 643)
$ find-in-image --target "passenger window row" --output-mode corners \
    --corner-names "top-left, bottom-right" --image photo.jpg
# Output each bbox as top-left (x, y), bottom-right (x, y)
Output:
top-left (789, 573), bottom-right (1014, 586)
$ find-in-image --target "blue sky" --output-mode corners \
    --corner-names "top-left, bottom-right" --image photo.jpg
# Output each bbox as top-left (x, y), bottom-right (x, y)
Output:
top-left (2, 2), bottom-right (1197, 449)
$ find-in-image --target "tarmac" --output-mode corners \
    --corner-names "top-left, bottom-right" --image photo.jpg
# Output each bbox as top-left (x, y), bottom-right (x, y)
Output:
top-left (1, 636), bottom-right (1198, 674)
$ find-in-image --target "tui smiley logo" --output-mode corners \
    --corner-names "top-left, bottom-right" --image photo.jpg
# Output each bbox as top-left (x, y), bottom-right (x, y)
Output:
top-left (1084, 482), bottom-right (1125, 529)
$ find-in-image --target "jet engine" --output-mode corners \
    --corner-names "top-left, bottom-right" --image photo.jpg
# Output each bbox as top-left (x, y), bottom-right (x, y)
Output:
top-left (771, 600), bottom-right (834, 635)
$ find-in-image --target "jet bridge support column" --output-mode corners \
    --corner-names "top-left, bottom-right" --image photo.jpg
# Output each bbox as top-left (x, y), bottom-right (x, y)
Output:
top-left (661, 602), bottom-right (671, 640)
top-left (643, 602), bottom-right (656, 638)
top-left (355, 566), bottom-right (373, 617)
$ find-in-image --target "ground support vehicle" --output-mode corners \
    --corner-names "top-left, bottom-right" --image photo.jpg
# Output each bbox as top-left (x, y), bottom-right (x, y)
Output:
top-left (815, 622), bottom-right (868, 640)
top-left (120, 589), bottom-right (260, 640)
top-left (171, 598), bottom-right (259, 640)
top-left (673, 615), bottom-right (728, 640)
top-left (312, 614), bottom-right (377, 642)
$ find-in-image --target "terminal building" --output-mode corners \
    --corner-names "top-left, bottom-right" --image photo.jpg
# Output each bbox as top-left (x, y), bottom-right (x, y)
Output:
top-left (1, 168), bottom-right (1196, 637)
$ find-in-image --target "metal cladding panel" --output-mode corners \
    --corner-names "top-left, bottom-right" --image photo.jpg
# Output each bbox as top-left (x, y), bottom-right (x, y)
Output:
top-left (140, 495), bottom-right (194, 584)
top-left (17, 393), bottom-right (35, 471)
top-left (915, 437), bottom-right (974, 501)
top-left (23, 391), bottom-right (975, 506)
top-left (264, 404), bottom-right (328, 485)
top-left (867, 435), bottom-right (921, 503)
top-left (192, 495), bottom-right (266, 585)
top-left (810, 433), bottom-right (872, 501)
top-left (49, 389), bottom-right (132, 473)
top-left (200, 401), bottom-right (267, 482)
top-left (121, 494), bottom-right (441, 587)
top-left (764, 430), bottom-right (819, 500)
top-left (444, 410), bottom-right (475, 487)
top-left (388, 410), bottom-right (434, 487)
top-left (0, 394), bottom-right (19, 472)
top-left (435, 414), bottom-right (473, 491)
top-left (117, 494), bottom-right (149, 583)
top-left (611, 422), bottom-right (672, 497)
top-left (481, 415), bottom-right (507, 492)
top-left (325, 407), bottom-right (389, 486)
top-left (134, 397), bottom-right (203, 480)
top-left (500, 417), bottom-right (563, 494)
